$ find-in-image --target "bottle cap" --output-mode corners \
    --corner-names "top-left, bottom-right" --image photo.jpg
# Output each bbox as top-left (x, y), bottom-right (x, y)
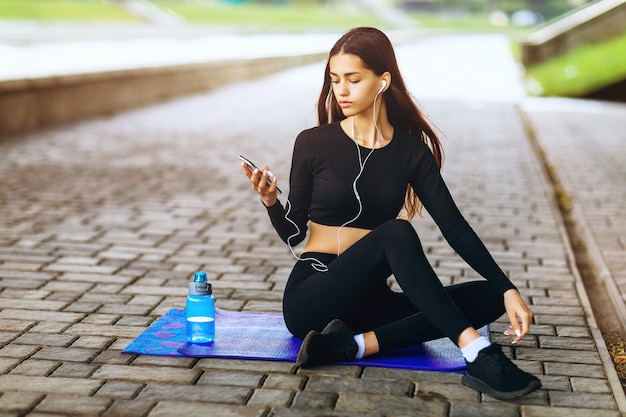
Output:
top-left (189, 271), bottom-right (212, 295)
top-left (194, 271), bottom-right (208, 283)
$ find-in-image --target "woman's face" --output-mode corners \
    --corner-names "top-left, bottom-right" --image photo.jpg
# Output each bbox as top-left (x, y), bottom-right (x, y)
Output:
top-left (329, 53), bottom-right (383, 118)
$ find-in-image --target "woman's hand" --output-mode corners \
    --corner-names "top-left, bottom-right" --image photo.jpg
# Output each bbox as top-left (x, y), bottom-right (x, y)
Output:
top-left (503, 288), bottom-right (534, 344)
top-left (242, 161), bottom-right (279, 207)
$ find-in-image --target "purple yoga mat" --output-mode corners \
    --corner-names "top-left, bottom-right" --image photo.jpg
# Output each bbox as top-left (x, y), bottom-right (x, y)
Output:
top-left (123, 308), bottom-right (488, 371)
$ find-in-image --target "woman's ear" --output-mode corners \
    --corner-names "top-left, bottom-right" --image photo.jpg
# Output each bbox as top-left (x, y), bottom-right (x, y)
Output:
top-left (381, 72), bottom-right (391, 91)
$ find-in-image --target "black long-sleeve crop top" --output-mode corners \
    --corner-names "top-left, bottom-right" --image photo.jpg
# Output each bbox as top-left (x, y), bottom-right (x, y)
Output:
top-left (266, 122), bottom-right (516, 295)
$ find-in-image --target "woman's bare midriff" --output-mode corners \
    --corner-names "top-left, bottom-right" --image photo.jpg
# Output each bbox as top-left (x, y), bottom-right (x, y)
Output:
top-left (302, 221), bottom-right (372, 255)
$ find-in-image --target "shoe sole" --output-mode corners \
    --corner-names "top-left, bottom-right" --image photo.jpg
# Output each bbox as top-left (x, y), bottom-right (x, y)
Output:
top-left (295, 329), bottom-right (319, 368)
top-left (295, 320), bottom-right (349, 368)
top-left (463, 374), bottom-right (542, 400)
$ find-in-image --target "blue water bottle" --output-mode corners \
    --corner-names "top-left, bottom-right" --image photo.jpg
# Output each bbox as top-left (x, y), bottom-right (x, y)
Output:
top-left (186, 271), bottom-right (215, 344)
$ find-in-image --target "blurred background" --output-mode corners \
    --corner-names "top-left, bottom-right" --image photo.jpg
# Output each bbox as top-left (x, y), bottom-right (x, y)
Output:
top-left (0, 0), bottom-right (589, 33)
top-left (0, 0), bottom-right (624, 137)
top-left (0, 0), bottom-right (595, 32)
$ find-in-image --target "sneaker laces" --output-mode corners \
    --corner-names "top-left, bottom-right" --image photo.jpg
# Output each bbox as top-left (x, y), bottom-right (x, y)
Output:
top-left (479, 346), bottom-right (515, 376)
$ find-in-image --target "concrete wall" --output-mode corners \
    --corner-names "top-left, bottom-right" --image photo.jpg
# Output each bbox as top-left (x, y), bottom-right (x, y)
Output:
top-left (0, 53), bottom-right (326, 139)
top-left (521, 0), bottom-right (626, 67)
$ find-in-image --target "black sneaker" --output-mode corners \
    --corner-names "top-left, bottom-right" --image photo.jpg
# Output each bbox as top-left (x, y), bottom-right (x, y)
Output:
top-left (296, 319), bottom-right (358, 368)
top-left (463, 343), bottom-right (542, 400)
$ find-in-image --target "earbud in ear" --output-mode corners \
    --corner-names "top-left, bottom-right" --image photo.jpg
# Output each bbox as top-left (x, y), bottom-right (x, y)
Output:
top-left (378, 80), bottom-right (387, 94)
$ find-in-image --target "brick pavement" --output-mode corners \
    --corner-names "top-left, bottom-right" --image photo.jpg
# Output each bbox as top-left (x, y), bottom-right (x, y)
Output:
top-left (521, 98), bottom-right (626, 331)
top-left (1, 41), bottom-right (626, 416)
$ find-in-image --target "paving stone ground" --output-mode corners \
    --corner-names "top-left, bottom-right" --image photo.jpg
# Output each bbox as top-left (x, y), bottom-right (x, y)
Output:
top-left (1, 35), bottom-right (626, 416)
top-left (521, 98), bottom-right (626, 332)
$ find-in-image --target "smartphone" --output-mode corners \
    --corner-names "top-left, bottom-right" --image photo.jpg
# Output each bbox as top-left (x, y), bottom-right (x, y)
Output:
top-left (238, 155), bottom-right (282, 195)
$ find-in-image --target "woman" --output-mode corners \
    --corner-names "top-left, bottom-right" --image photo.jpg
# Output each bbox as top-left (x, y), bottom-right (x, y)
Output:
top-left (242, 27), bottom-right (541, 400)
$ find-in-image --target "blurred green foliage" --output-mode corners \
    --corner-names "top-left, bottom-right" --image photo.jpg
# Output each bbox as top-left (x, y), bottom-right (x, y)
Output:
top-left (426, 0), bottom-right (586, 20)
top-left (0, 0), bottom-right (141, 21)
top-left (0, 0), bottom-right (585, 27)
top-left (525, 31), bottom-right (626, 97)
top-left (155, 1), bottom-right (385, 31)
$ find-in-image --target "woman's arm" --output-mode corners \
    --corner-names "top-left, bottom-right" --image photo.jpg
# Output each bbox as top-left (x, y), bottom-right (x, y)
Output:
top-left (411, 149), bottom-right (516, 293)
top-left (411, 146), bottom-right (533, 339)
top-left (242, 132), bottom-right (314, 245)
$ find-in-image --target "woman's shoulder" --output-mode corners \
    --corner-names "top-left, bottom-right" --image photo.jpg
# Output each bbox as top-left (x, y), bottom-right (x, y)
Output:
top-left (297, 123), bottom-right (340, 140)
top-left (295, 123), bottom-right (344, 151)
top-left (393, 129), bottom-right (432, 155)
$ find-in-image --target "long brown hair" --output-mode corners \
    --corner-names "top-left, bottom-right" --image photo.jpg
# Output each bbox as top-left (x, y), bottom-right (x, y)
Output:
top-left (316, 27), bottom-right (443, 220)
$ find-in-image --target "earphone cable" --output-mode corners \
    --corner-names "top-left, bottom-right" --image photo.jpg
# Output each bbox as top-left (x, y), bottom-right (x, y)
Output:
top-left (336, 88), bottom-right (383, 254)
top-left (284, 198), bottom-right (329, 272)
top-left (283, 82), bottom-right (385, 271)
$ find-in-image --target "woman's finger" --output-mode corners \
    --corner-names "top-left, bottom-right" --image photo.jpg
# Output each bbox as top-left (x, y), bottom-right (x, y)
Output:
top-left (242, 161), bottom-right (253, 178)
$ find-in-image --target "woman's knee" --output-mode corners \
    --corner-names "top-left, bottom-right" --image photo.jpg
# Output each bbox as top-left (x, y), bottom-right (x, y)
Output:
top-left (378, 219), bottom-right (420, 244)
top-left (448, 281), bottom-right (505, 318)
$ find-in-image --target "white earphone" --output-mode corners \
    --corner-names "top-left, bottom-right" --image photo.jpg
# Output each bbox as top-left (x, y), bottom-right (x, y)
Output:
top-left (285, 77), bottom-right (389, 271)
top-left (378, 80), bottom-right (387, 94)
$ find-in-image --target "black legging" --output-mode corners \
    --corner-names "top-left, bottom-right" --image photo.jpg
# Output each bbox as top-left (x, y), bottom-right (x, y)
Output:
top-left (282, 219), bottom-right (505, 352)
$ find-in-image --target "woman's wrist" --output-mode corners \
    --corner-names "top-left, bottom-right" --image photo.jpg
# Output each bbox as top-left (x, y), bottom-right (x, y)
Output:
top-left (503, 288), bottom-right (519, 297)
top-left (261, 195), bottom-right (278, 207)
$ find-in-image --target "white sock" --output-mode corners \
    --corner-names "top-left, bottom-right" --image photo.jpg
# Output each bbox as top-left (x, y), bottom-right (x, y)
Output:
top-left (353, 333), bottom-right (365, 360)
top-left (461, 336), bottom-right (491, 363)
